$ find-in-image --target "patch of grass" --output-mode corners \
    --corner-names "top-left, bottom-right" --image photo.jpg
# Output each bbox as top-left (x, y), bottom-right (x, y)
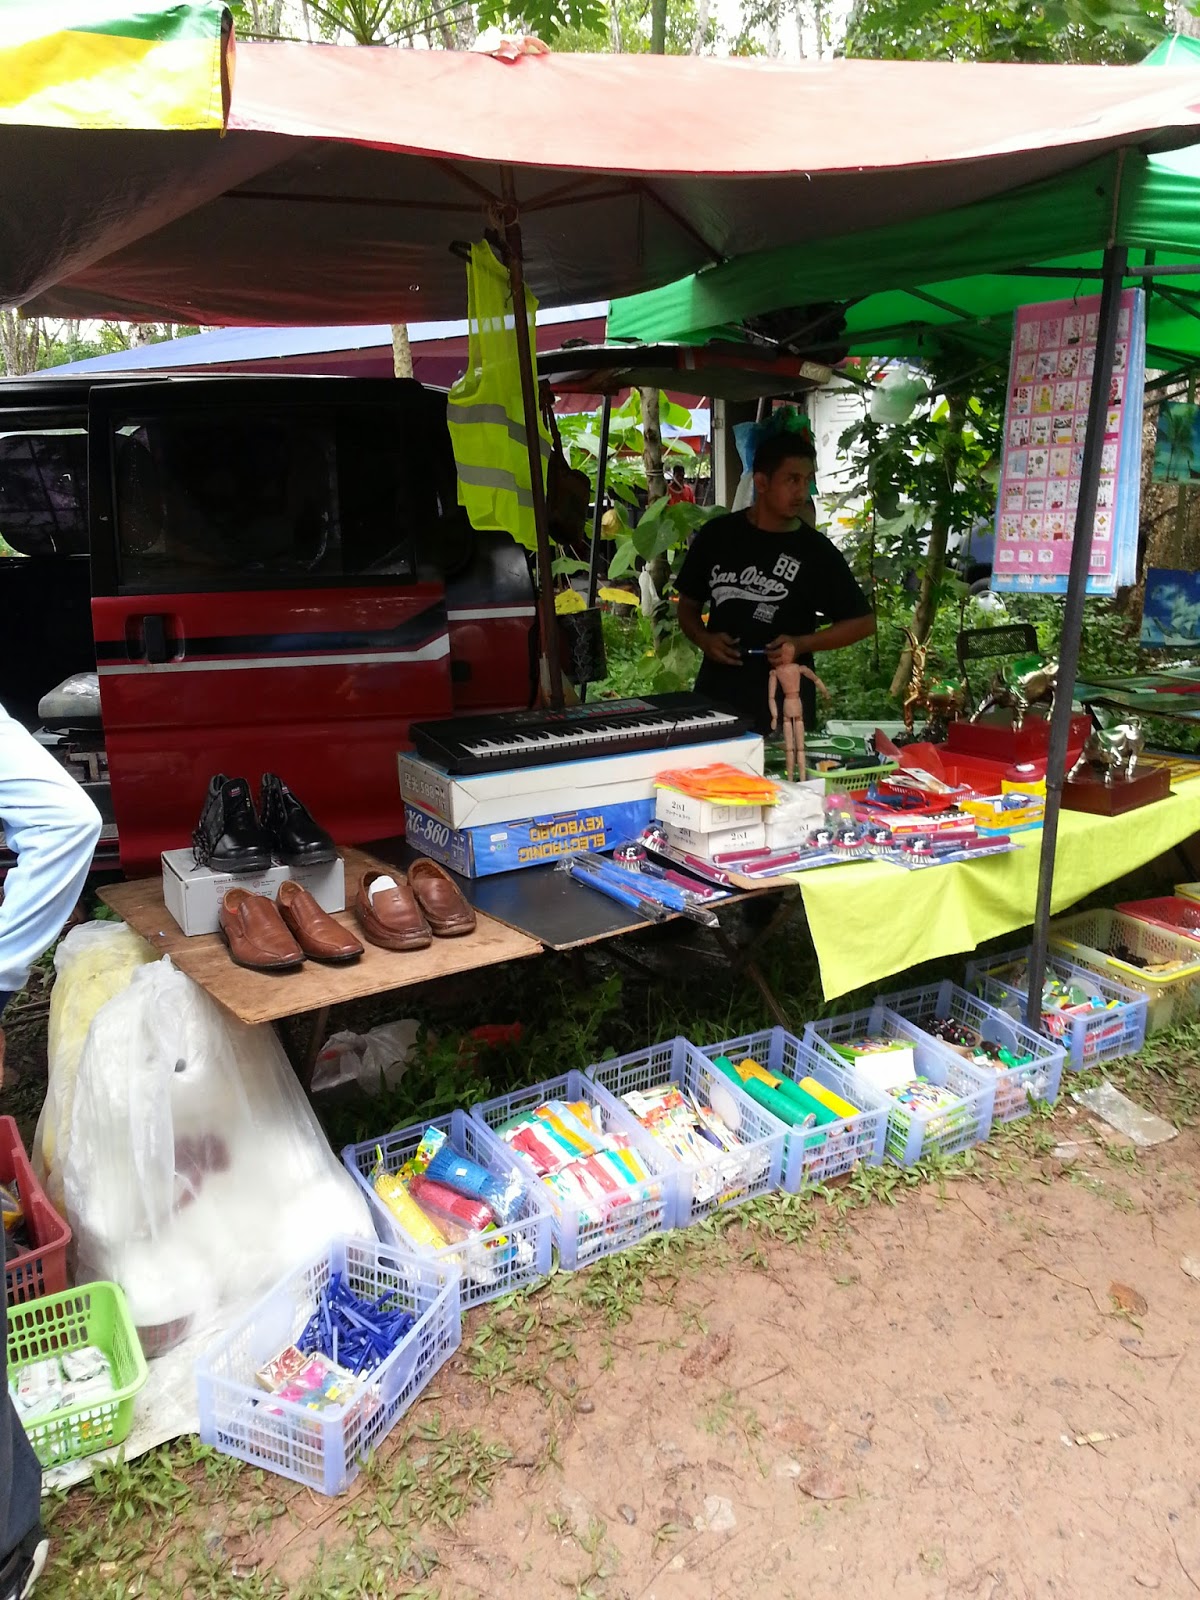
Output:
top-left (388, 1413), bottom-right (512, 1530)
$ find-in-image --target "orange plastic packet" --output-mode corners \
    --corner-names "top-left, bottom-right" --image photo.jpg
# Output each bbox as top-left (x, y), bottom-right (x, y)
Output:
top-left (654, 764), bottom-right (778, 805)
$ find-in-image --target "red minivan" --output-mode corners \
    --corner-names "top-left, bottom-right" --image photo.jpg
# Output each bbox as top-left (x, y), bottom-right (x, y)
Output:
top-left (0, 376), bottom-right (538, 875)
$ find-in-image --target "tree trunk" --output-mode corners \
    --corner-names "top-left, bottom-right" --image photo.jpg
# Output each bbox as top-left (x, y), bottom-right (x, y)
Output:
top-left (641, 386), bottom-right (665, 501)
top-left (391, 323), bottom-right (414, 378)
top-left (641, 386), bottom-right (670, 592)
top-left (0, 311), bottom-right (42, 375)
top-left (691, 0), bottom-right (711, 52)
top-left (890, 392), bottom-right (966, 697)
top-left (650, 0), bottom-right (667, 52)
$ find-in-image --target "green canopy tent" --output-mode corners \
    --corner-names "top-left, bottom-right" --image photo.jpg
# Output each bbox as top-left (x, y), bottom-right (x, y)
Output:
top-left (608, 38), bottom-right (1200, 1023)
top-left (608, 38), bottom-right (1200, 368)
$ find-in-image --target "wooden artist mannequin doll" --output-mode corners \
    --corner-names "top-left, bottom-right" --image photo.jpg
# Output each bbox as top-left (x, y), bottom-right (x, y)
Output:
top-left (768, 642), bottom-right (828, 781)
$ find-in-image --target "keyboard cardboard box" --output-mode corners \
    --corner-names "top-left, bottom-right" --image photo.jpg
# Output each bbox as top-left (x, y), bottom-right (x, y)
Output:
top-left (397, 734), bottom-right (765, 830)
top-left (404, 800), bottom-right (657, 878)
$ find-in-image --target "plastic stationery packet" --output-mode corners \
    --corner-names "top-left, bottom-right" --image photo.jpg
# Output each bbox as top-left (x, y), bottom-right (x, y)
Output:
top-left (653, 764), bottom-right (779, 806)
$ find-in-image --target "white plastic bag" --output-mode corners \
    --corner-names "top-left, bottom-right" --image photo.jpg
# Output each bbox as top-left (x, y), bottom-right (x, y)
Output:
top-left (61, 958), bottom-right (372, 1356)
top-left (870, 365), bottom-right (929, 425)
top-left (730, 469), bottom-right (755, 513)
top-left (36, 919), bottom-right (157, 1207)
top-left (763, 779), bottom-right (827, 847)
top-left (311, 1019), bottom-right (420, 1096)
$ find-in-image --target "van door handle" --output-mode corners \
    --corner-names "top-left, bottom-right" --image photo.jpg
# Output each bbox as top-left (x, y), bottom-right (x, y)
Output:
top-left (140, 614), bottom-right (171, 664)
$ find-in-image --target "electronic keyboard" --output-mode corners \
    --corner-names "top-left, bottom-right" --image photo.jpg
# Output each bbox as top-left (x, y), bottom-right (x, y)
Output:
top-left (409, 693), bottom-right (750, 774)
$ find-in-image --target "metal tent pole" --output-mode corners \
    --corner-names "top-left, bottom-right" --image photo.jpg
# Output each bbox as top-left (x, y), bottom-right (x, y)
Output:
top-left (586, 392), bottom-right (614, 609)
top-left (501, 176), bottom-right (564, 710)
top-left (1024, 243), bottom-right (1128, 1029)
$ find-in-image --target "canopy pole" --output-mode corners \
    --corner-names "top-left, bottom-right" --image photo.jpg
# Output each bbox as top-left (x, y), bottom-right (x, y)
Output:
top-left (1024, 243), bottom-right (1128, 1029)
top-left (586, 392), bottom-right (614, 610)
top-left (500, 174), bottom-right (564, 710)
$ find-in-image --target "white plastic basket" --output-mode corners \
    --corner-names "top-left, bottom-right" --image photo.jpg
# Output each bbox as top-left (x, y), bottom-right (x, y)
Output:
top-left (805, 1006), bottom-right (995, 1166)
top-left (470, 1071), bottom-right (675, 1270)
top-left (196, 1236), bottom-right (459, 1495)
top-left (343, 1109), bottom-right (552, 1310)
top-left (965, 946), bottom-right (1148, 1071)
top-left (694, 1028), bottom-right (890, 1190)
top-left (881, 979), bottom-right (1065, 1125)
top-left (585, 1037), bottom-right (784, 1226)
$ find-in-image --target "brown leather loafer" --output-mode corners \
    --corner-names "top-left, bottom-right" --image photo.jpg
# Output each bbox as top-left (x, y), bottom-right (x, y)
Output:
top-left (277, 880), bottom-right (364, 963)
top-left (218, 888), bottom-right (305, 970)
top-left (408, 857), bottom-right (476, 937)
top-left (354, 872), bottom-right (431, 951)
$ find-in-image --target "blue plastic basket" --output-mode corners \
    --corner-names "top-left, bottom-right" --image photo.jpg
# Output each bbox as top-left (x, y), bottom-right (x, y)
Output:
top-left (881, 979), bottom-right (1065, 1125)
top-left (694, 1028), bottom-right (889, 1190)
top-left (470, 1071), bottom-right (675, 1270)
top-left (585, 1037), bottom-right (784, 1227)
top-left (965, 946), bottom-right (1148, 1072)
top-left (196, 1236), bottom-right (459, 1496)
top-left (805, 1006), bottom-right (995, 1166)
top-left (342, 1109), bottom-right (553, 1310)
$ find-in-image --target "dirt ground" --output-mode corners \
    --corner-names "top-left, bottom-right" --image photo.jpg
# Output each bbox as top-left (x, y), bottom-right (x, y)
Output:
top-left (439, 1126), bottom-right (1200, 1600)
top-left (34, 1100), bottom-right (1200, 1600)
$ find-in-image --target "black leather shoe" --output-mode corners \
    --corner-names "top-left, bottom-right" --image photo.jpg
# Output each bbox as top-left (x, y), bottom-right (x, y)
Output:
top-left (192, 775), bottom-right (273, 872)
top-left (259, 774), bottom-right (336, 867)
top-left (0, 1526), bottom-right (48, 1600)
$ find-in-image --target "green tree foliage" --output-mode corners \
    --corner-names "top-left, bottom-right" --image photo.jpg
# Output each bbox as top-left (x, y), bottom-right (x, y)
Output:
top-left (845, 0), bottom-right (1172, 63)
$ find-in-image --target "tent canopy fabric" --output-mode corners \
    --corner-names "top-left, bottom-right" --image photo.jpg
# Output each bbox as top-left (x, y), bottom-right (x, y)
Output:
top-left (607, 36), bottom-right (1200, 366)
top-left (14, 39), bottom-right (1200, 325)
top-left (0, 1), bottom-right (231, 131)
top-left (0, 1), bottom-right (261, 314)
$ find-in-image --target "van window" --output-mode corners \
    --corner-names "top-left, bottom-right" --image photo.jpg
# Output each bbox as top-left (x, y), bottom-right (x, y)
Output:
top-left (0, 429), bottom-right (88, 557)
top-left (112, 407), bottom-right (429, 590)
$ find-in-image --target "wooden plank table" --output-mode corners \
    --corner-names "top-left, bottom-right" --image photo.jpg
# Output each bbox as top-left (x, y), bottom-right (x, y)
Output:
top-left (99, 846), bottom-right (543, 1080)
top-left (381, 839), bottom-right (800, 1024)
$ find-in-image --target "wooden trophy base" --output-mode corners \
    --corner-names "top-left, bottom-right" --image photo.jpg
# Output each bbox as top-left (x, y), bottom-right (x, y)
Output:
top-left (1062, 760), bottom-right (1172, 817)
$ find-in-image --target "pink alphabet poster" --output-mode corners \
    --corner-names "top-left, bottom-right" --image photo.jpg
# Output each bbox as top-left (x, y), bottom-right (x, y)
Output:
top-left (992, 290), bottom-right (1143, 595)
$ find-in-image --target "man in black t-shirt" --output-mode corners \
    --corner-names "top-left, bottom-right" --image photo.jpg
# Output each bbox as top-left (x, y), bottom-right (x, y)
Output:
top-left (675, 433), bottom-right (875, 735)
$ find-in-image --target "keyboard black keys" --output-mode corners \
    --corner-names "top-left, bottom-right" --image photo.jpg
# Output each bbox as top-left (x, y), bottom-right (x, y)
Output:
top-left (409, 694), bottom-right (750, 774)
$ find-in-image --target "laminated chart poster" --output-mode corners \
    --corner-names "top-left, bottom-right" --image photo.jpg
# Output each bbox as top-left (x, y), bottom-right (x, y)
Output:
top-left (992, 289), bottom-right (1145, 595)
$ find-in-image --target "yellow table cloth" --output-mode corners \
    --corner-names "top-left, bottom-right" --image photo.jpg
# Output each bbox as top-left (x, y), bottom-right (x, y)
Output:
top-left (796, 778), bottom-right (1200, 1000)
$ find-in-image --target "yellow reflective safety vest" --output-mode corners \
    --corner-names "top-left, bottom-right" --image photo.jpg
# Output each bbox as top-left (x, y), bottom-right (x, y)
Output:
top-left (447, 242), bottom-right (550, 553)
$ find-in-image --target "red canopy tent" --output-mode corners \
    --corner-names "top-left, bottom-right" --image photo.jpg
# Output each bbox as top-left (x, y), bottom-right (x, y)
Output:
top-left (14, 43), bottom-right (1200, 325)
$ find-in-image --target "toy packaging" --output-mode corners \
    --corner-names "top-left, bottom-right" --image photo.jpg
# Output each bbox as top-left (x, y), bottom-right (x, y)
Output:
top-left (619, 1081), bottom-right (760, 1205)
top-left (369, 1126), bottom-right (530, 1285)
top-left (494, 1099), bottom-right (655, 1225)
top-left (830, 1037), bottom-right (916, 1091)
top-left (9, 1345), bottom-right (115, 1430)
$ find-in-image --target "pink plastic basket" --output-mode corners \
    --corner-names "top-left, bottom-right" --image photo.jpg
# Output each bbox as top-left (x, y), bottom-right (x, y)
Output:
top-left (1116, 896), bottom-right (1200, 942)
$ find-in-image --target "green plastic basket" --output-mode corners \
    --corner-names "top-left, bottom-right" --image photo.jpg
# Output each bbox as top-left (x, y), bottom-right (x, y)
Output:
top-left (807, 759), bottom-right (898, 794)
top-left (7, 1281), bottom-right (148, 1468)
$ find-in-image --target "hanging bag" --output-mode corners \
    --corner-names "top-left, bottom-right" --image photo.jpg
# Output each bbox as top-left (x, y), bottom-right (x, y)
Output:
top-left (541, 386), bottom-right (591, 546)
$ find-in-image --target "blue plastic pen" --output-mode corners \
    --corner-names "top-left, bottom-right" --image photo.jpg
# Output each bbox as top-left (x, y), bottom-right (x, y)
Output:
top-left (561, 858), bottom-right (663, 918)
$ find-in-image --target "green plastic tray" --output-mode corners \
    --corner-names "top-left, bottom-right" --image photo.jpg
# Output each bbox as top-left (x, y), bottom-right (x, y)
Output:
top-left (7, 1281), bottom-right (148, 1468)
top-left (807, 759), bottom-right (898, 794)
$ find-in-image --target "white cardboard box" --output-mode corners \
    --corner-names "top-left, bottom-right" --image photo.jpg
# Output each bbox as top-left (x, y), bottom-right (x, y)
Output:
top-left (654, 789), bottom-right (763, 833)
top-left (397, 734), bottom-right (765, 830)
top-left (763, 779), bottom-right (827, 848)
top-left (663, 820), bottom-right (767, 860)
top-left (161, 849), bottom-right (347, 937)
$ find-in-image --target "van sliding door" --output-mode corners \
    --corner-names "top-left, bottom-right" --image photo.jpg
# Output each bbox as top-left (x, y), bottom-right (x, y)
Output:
top-left (89, 378), bottom-right (453, 874)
